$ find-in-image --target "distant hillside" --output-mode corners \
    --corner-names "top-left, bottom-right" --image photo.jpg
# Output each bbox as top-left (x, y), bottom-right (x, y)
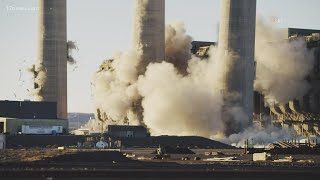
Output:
top-left (68, 113), bottom-right (94, 130)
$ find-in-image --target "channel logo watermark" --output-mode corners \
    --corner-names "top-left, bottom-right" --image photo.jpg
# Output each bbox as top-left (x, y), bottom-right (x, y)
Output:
top-left (5, 5), bottom-right (39, 12)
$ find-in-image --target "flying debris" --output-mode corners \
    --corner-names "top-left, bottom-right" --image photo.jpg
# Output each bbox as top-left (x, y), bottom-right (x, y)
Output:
top-left (18, 69), bottom-right (22, 81)
top-left (67, 40), bottom-right (79, 65)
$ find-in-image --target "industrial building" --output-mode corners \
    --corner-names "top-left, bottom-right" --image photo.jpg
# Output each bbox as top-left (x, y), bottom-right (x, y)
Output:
top-left (0, 101), bottom-right (68, 134)
top-left (35, 0), bottom-right (68, 120)
top-left (218, 0), bottom-right (257, 134)
top-left (107, 125), bottom-right (149, 138)
top-left (0, 100), bottom-right (57, 119)
top-left (191, 41), bottom-right (216, 58)
top-left (0, 134), bottom-right (5, 149)
top-left (0, 0), bottom-right (70, 134)
top-left (254, 28), bottom-right (320, 137)
top-left (191, 28), bottom-right (320, 137)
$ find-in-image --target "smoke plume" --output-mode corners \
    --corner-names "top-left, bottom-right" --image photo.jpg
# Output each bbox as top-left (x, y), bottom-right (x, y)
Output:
top-left (254, 18), bottom-right (314, 105)
top-left (74, 118), bottom-right (107, 134)
top-left (92, 49), bottom-right (143, 126)
top-left (221, 126), bottom-right (296, 147)
top-left (137, 51), bottom-right (225, 137)
top-left (91, 21), bottom-right (303, 145)
top-left (165, 22), bottom-right (193, 74)
top-left (92, 23), bottom-right (245, 138)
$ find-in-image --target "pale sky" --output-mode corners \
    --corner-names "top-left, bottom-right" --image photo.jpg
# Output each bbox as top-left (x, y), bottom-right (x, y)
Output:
top-left (1, 0), bottom-right (320, 113)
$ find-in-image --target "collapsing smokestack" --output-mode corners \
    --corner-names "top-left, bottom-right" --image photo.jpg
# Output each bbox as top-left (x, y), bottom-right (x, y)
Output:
top-left (37, 0), bottom-right (67, 119)
top-left (218, 0), bottom-right (257, 134)
top-left (133, 0), bottom-right (165, 73)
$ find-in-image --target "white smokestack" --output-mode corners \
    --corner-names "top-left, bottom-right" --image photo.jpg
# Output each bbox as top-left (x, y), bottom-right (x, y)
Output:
top-left (36, 0), bottom-right (67, 119)
top-left (218, 0), bottom-right (257, 135)
top-left (133, 0), bottom-right (165, 73)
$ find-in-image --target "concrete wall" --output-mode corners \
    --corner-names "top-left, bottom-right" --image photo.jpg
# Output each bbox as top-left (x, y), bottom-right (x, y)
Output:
top-left (5, 135), bottom-right (85, 148)
top-left (0, 118), bottom-right (68, 134)
top-left (219, 0), bottom-right (256, 133)
top-left (0, 134), bottom-right (5, 149)
top-left (133, 0), bottom-right (165, 73)
top-left (38, 0), bottom-right (67, 119)
top-left (109, 130), bottom-right (147, 138)
top-left (308, 47), bottom-right (320, 113)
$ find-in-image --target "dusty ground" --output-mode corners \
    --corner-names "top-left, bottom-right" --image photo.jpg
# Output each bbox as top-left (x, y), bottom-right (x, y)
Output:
top-left (0, 149), bottom-right (71, 162)
top-left (1, 148), bottom-right (320, 179)
top-left (0, 149), bottom-right (137, 163)
top-left (1, 148), bottom-right (320, 165)
top-left (121, 148), bottom-right (320, 168)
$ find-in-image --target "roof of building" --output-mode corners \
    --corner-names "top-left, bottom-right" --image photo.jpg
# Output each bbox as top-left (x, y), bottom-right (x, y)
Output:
top-left (287, 28), bottom-right (320, 37)
top-left (107, 125), bottom-right (147, 132)
top-left (0, 100), bottom-right (57, 119)
top-left (191, 41), bottom-right (216, 54)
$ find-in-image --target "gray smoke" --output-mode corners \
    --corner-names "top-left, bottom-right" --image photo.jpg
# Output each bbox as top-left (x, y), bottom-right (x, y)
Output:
top-left (165, 22), bottom-right (193, 74)
top-left (223, 126), bottom-right (296, 147)
top-left (254, 18), bottom-right (314, 105)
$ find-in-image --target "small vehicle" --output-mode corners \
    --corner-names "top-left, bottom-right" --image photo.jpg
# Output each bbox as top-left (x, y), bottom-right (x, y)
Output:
top-left (181, 157), bottom-right (190, 161)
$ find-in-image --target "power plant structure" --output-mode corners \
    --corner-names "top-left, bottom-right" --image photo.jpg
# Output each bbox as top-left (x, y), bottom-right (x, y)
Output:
top-left (193, 31), bottom-right (320, 137)
top-left (218, 0), bottom-right (257, 134)
top-left (2, 0), bottom-right (319, 142)
top-left (0, 0), bottom-right (69, 134)
top-left (254, 28), bottom-right (320, 137)
top-left (36, 0), bottom-right (67, 119)
top-left (94, 0), bottom-right (165, 124)
top-left (133, 0), bottom-right (165, 73)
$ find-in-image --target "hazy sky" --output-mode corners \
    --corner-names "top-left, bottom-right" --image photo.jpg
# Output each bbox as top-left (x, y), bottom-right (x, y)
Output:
top-left (1, 0), bottom-right (320, 113)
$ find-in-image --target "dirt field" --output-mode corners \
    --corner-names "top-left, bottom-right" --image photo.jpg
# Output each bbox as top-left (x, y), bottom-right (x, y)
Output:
top-left (1, 148), bottom-right (320, 165)
top-left (0, 149), bottom-right (131, 163)
top-left (1, 148), bottom-right (320, 179)
top-left (0, 149), bottom-right (71, 162)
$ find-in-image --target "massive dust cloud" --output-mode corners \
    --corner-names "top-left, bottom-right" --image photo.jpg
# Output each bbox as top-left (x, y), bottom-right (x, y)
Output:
top-left (92, 22), bottom-right (232, 138)
top-left (254, 18), bottom-right (314, 106)
top-left (92, 49), bottom-right (143, 126)
top-left (90, 18), bottom-right (313, 145)
top-left (165, 22), bottom-right (192, 74)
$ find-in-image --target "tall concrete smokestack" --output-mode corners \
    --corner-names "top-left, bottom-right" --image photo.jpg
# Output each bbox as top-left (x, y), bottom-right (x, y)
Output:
top-left (37, 0), bottom-right (67, 119)
top-left (218, 0), bottom-right (256, 134)
top-left (133, 0), bottom-right (165, 73)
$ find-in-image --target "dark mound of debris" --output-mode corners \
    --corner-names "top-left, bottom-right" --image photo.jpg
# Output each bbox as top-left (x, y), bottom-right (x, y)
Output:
top-left (174, 147), bottom-right (195, 154)
top-left (152, 146), bottom-right (195, 154)
top-left (120, 136), bottom-right (235, 149)
top-left (38, 151), bottom-right (133, 163)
